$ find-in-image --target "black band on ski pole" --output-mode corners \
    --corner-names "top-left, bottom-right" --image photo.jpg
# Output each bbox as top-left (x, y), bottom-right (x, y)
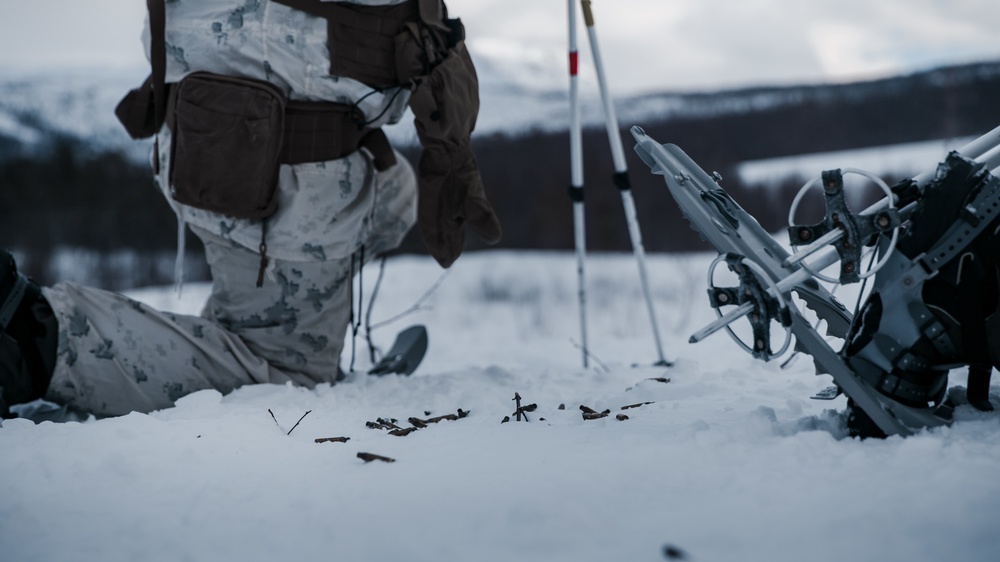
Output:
top-left (568, 185), bottom-right (585, 202)
top-left (612, 171), bottom-right (631, 192)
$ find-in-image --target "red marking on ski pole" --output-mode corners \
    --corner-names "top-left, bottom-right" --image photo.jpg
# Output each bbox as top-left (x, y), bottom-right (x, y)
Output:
top-left (569, 51), bottom-right (579, 76)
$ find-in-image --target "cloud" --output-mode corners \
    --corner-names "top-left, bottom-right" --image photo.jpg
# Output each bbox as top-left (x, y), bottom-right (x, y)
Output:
top-left (0, 0), bottom-right (147, 71)
top-left (1, 0), bottom-right (998, 93)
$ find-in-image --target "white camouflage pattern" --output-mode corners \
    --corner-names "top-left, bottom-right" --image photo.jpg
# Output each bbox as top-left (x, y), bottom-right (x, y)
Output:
top-left (149, 0), bottom-right (415, 261)
top-left (41, 0), bottom-right (419, 416)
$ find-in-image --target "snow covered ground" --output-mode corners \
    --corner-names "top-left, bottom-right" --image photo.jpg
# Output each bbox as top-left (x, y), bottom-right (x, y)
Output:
top-left (736, 136), bottom-right (979, 187)
top-left (2, 251), bottom-right (999, 562)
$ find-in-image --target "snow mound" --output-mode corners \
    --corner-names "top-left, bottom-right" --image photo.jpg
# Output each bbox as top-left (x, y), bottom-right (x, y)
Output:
top-left (2, 251), bottom-right (999, 561)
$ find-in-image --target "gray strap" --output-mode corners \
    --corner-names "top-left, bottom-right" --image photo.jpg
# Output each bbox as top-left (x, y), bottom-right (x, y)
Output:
top-left (0, 273), bottom-right (29, 332)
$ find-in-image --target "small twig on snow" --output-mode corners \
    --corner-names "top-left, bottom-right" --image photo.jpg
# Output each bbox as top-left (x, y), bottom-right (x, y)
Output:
top-left (622, 402), bottom-right (655, 410)
top-left (314, 437), bottom-right (350, 444)
top-left (286, 410), bottom-right (312, 436)
top-left (409, 409), bottom-right (470, 425)
top-left (389, 427), bottom-right (420, 437)
top-left (366, 417), bottom-right (403, 431)
top-left (580, 405), bottom-right (611, 420)
top-left (663, 544), bottom-right (688, 560)
top-left (357, 452), bottom-right (396, 463)
top-left (407, 417), bottom-right (429, 428)
top-left (507, 393), bottom-right (536, 422)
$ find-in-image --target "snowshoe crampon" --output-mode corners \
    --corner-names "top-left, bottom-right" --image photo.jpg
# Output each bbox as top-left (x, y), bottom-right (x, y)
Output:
top-left (630, 125), bottom-right (1000, 437)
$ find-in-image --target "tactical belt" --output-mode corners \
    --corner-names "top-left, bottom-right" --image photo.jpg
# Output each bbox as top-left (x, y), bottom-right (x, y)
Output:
top-left (281, 100), bottom-right (395, 170)
top-left (160, 82), bottom-right (395, 171)
top-left (121, 1), bottom-right (397, 171)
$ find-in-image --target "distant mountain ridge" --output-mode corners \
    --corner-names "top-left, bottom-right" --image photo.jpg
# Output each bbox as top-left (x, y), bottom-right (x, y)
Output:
top-left (3, 58), bottom-right (1000, 288)
top-left (2, 58), bottom-right (999, 164)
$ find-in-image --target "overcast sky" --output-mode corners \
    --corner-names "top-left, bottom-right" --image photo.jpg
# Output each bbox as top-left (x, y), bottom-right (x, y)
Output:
top-left (1, 0), bottom-right (998, 94)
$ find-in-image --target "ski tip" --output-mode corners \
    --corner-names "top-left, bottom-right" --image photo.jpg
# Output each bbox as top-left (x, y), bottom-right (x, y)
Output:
top-left (630, 127), bottom-right (669, 176)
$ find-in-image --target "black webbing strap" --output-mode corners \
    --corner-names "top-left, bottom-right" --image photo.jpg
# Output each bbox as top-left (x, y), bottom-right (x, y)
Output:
top-left (148, 0), bottom-right (166, 132)
top-left (146, 0), bottom-right (166, 172)
top-left (910, 174), bottom-right (1000, 284)
top-left (613, 171), bottom-right (632, 191)
top-left (280, 101), bottom-right (396, 171)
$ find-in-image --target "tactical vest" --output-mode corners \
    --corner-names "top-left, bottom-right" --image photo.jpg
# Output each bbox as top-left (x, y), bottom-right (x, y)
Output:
top-left (272, 0), bottom-right (455, 89)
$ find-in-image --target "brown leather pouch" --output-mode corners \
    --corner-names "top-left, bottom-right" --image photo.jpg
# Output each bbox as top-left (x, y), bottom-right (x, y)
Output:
top-left (168, 72), bottom-right (286, 219)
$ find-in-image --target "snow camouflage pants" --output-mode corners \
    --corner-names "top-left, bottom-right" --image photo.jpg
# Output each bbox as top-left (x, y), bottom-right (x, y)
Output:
top-left (40, 155), bottom-right (416, 417)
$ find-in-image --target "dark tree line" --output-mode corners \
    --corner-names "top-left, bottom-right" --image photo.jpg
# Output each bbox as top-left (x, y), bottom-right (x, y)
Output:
top-left (3, 62), bottom-right (999, 288)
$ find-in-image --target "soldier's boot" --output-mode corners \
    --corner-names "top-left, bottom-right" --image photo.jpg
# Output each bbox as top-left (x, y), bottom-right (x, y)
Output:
top-left (0, 249), bottom-right (57, 418)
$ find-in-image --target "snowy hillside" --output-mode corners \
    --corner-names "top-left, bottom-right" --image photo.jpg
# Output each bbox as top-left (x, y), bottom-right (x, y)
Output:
top-left (0, 67), bottom-right (153, 162)
top-left (2, 251), bottom-right (998, 562)
top-left (0, 52), bottom-right (619, 156)
top-left (0, 55), bottom-right (581, 160)
top-left (5, 59), bottom-right (997, 166)
top-left (736, 135), bottom-right (979, 186)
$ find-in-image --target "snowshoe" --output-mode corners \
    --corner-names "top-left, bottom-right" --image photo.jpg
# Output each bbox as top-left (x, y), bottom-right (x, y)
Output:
top-left (629, 127), bottom-right (1000, 437)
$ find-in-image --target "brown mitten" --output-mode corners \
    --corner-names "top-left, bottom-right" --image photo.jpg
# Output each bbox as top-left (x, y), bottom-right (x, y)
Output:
top-left (409, 42), bottom-right (501, 268)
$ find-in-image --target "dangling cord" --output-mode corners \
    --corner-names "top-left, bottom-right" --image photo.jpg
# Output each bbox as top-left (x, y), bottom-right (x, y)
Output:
top-left (347, 252), bottom-right (357, 373)
top-left (348, 246), bottom-right (366, 373)
top-left (174, 211), bottom-right (187, 297)
top-left (851, 244), bottom-right (881, 317)
top-left (256, 221), bottom-right (269, 288)
top-left (349, 86), bottom-right (407, 128)
top-left (369, 267), bottom-right (451, 332)
top-left (365, 256), bottom-right (388, 363)
top-left (782, 244), bottom-right (879, 370)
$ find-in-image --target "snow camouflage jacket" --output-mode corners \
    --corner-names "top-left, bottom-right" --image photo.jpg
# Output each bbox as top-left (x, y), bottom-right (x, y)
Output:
top-left (143, 0), bottom-right (417, 263)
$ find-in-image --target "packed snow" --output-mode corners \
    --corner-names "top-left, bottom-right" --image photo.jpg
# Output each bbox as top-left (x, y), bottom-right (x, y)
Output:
top-left (2, 250), bottom-right (998, 562)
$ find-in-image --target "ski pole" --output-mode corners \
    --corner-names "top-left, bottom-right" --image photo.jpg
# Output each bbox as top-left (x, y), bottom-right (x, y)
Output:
top-left (568, 0), bottom-right (589, 368)
top-left (580, 0), bottom-right (669, 366)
